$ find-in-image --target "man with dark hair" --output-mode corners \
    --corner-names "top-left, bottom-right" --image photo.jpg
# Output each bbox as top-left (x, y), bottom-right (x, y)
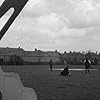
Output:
top-left (84, 58), bottom-right (91, 74)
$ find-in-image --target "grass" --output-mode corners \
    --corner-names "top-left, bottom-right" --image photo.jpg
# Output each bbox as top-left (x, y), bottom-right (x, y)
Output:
top-left (1, 65), bottom-right (100, 100)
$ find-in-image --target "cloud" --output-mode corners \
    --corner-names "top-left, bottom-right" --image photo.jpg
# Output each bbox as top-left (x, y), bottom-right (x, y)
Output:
top-left (22, 0), bottom-right (100, 28)
top-left (20, 12), bottom-right (86, 38)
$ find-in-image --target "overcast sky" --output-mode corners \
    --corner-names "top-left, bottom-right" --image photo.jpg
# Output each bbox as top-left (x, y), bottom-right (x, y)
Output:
top-left (0, 0), bottom-right (100, 52)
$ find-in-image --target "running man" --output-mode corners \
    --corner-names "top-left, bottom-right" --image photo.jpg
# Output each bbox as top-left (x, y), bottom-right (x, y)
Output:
top-left (84, 58), bottom-right (91, 74)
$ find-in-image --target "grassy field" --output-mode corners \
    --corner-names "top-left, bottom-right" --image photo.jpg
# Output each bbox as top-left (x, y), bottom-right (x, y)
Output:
top-left (1, 65), bottom-right (100, 100)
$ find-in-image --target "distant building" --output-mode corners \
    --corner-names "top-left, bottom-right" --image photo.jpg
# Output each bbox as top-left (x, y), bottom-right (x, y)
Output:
top-left (23, 50), bottom-right (61, 63)
top-left (62, 51), bottom-right (86, 64)
top-left (0, 47), bottom-right (99, 65)
top-left (0, 47), bottom-right (61, 64)
top-left (0, 47), bottom-right (24, 63)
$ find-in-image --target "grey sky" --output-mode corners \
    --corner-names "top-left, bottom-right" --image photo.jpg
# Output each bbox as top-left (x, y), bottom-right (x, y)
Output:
top-left (0, 0), bottom-right (100, 52)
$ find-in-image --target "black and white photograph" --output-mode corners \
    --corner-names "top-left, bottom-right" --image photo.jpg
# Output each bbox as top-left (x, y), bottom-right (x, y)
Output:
top-left (0, 0), bottom-right (100, 100)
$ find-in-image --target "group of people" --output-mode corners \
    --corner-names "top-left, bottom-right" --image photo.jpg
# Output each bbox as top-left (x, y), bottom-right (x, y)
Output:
top-left (49, 57), bottom-right (92, 76)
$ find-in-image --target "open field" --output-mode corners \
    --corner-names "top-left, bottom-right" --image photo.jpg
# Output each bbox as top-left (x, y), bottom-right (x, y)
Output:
top-left (1, 65), bottom-right (100, 100)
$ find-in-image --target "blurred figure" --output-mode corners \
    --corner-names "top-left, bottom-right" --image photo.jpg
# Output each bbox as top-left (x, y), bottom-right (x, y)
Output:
top-left (60, 60), bottom-right (71, 76)
top-left (84, 58), bottom-right (91, 74)
top-left (64, 59), bottom-right (67, 66)
top-left (49, 59), bottom-right (54, 72)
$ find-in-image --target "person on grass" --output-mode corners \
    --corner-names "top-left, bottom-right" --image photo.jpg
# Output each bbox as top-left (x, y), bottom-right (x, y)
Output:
top-left (60, 60), bottom-right (71, 76)
top-left (49, 59), bottom-right (54, 72)
top-left (84, 57), bottom-right (92, 74)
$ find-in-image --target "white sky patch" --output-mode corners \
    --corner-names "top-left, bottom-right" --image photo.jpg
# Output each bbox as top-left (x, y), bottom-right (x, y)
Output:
top-left (92, 36), bottom-right (100, 41)
top-left (36, 13), bottom-right (65, 34)
top-left (58, 27), bottom-right (86, 38)
top-left (63, 0), bottom-right (100, 28)
top-left (85, 26), bottom-right (100, 41)
top-left (30, 13), bottom-right (86, 38)
top-left (24, 0), bottom-right (48, 17)
top-left (22, 0), bottom-right (100, 28)
top-left (25, 0), bottom-right (43, 10)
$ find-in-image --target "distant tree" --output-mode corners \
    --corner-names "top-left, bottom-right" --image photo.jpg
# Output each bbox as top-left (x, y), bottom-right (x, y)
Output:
top-left (98, 53), bottom-right (100, 59)
top-left (67, 57), bottom-right (71, 64)
top-left (64, 51), bottom-right (67, 54)
top-left (35, 48), bottom-right (37, 52)
top-left (86, 51), bottom-right (92, 59)
top-left (55, 50), bottom-right (58, 52)
top-left (73, 56), bottom-right (77, 65)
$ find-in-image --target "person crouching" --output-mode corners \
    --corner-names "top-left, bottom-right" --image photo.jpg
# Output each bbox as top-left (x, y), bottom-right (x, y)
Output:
top-left (60, 60), bottom-right (71, 76)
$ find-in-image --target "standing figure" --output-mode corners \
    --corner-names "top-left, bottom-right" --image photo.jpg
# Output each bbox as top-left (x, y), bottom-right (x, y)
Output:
top-left (84, 58), bottom-right (91, 74)
top-left (49, 59), bottom-right (53, 72)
